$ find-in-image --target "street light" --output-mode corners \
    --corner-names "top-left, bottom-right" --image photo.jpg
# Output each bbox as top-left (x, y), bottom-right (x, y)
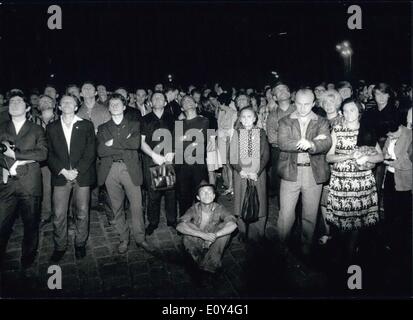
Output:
top-left (336, 41), bottom-right (353, 75)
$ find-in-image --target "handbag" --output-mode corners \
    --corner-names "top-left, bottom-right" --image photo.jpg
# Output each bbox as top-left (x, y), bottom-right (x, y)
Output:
top-left (355, 146), bottom-right (377, 171)
top-left (240, 179), bottom-right (260, 240)
top-left (149, 163), bottom-right (176, 191)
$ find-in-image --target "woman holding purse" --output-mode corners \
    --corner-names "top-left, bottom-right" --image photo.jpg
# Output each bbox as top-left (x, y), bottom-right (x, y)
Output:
top-left (230, 107), bottom-right (269, 242)
top-left (326, 98), bottom-right (383, 264)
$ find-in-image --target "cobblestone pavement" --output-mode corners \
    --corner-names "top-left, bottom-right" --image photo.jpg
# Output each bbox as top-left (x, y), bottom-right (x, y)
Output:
top-left (0, 182), bottom-right (408, 298)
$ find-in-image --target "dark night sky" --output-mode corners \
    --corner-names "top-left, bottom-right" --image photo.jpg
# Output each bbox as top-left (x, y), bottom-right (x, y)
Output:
top-left (0, 1), bottom-right (411, 92)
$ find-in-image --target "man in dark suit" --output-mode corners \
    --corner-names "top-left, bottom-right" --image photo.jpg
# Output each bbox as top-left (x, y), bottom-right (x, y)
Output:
top-left (0, 90), bottom-right (47, 270)
top-left (114, 87), bottom-right (143, 123)
top-left (47, 94), bottom-right (96, 262)
top-left (97, 93), bottom-right (154, 254)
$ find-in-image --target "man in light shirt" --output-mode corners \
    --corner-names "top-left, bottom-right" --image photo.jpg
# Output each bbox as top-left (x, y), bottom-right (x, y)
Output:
top-left (47, 94), bottom-right (96, 262)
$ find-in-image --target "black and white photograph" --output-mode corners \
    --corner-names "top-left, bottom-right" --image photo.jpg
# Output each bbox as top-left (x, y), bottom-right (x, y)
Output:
top-left (0, 0), bottom-right (411, 303)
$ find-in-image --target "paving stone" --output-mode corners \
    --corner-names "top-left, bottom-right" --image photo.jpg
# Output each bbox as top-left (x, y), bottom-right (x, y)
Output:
top-left (77, 264), bottom-right (99, 278)
top-left (5, 250), bottom-right (21, 261)
top-left (127, 250), bottom-right (147, 263)
top-left (99, 262), bottom-right (129, 278)
top-left (169, 271), bottom-right (191, 284)
top-left (129, 262), bottom-right (149, 277)
top-left (131, 273), bottom-right (152, 287)
top-left (8, 236), bottom-right (24, 246)
top-left (108, 237), bottom-right (120, 245)
top-left (61, 275), bottom-right (82, 292)
top-left (0, 185), bottom-right (334, 298)
top-left (106, 232), bottom-right (119, 238)
top-left (93, 246), bottom-right (111, 258)
top-left (103, 226), bottom-right (115, 232)
top-left (3, 259), bottom-right (21, 270)
top-left (79, 277), bottom-right (103, 296)
top-left (102, 275), bottom-right (131, 291)
top-left (90, 229), bottom-right (104, 237)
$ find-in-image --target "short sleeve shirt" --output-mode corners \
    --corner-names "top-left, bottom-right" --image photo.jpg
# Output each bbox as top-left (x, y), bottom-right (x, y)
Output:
top-left (141, 110), bottom-right (175, 155)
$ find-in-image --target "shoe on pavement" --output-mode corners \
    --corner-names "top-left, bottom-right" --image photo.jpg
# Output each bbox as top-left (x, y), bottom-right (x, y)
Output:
top-left (118, 241), bottom-right (129, 254)
top-left (145, 224), bottom-right (157, 236)
top-left (75, 246), bottom-right (86, 259)
top-left (167, 221), bottom-right (177, 228)
top-left (136, 241), bottom-right (156, 253)
top-left (40, 216), bottom-right (52, 229)
top-left (21, 254), bottom-right (36, 269)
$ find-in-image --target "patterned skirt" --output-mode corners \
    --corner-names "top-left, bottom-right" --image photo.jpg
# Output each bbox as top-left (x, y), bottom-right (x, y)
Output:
top-left (326, 168), bottom-right (379, 231)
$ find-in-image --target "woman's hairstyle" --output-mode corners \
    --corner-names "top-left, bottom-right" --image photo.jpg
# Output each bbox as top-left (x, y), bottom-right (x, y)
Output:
top-left (239, 106), bottom-right (257, 121)
top-left (320, 89), bottom-right (342, 109)
top-left (235, 106), bottom-right (258, 129)
top-left (372, 82), bottom-right (395, 104)
top-left (65, 84), bottom-right (80, 93)
top-left (217, 92), bottom-right (232, 106)
top-left (340, 97), bottom-right (364, 115)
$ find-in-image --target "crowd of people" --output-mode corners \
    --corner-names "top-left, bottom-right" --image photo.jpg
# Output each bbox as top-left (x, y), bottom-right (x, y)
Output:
top-left (0, 79), bottom-right (411, 282)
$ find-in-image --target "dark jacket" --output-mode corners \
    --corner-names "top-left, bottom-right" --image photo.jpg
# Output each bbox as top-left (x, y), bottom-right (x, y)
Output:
top-left (0, 107), bottom-right (10, 125)
top-left (0, 120), bottom-right (47, 196)
top-left (277, 111), bottom-right (332, 184)
top-left (97, 117), bottom-right (143, 187)
top-left (165, 100), bottom-right (182, 120)
top-left (125, 106), bottom-right (142, 123)
top-left (47, 117), bottom-right (96, 187)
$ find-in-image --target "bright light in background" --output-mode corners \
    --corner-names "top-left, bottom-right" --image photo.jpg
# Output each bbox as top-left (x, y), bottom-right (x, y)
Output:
top-left (335, 41), bottom-right (353, 74)
top-left (50, 74), bottom-right (55, 78)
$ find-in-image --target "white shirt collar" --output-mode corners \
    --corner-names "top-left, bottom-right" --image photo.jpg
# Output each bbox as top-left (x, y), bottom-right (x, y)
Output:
top-left (12, 118), bottom-right (26, 135)
top-left (61, 114), bottom-right (83, 125)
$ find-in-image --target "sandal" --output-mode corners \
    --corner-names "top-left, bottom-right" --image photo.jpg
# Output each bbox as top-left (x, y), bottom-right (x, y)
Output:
top-left (318, 235), bottom-right (332, 245)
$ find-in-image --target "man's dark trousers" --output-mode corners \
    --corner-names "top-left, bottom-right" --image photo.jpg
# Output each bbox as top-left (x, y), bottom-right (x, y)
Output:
top-left (105, 162), bottom-right (145, 243)
top-left (0, 178), bottom-right (40, 266)
top-left (53, 181), bottom-right (90, 251)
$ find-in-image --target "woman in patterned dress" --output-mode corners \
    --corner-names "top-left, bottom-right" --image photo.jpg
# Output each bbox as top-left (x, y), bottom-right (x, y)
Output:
top-left (326, 98), bottom-right (383, 263)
